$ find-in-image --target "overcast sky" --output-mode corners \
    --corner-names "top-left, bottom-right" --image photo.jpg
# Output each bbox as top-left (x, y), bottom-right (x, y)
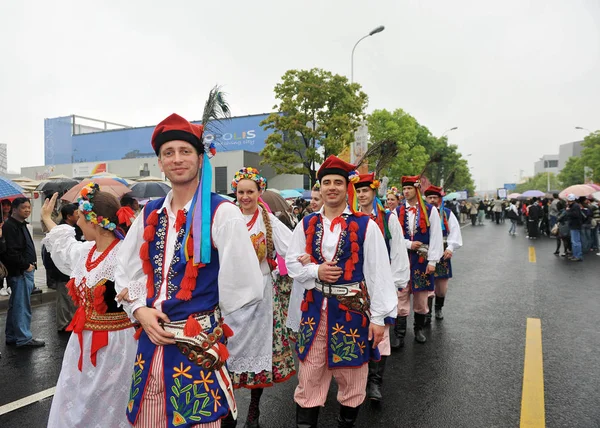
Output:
top-left (1, 0), bottom-right (599, 189)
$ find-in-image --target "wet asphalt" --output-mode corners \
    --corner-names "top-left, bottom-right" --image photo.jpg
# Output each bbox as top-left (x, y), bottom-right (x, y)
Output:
top-left (1, 218), bottom-right (599, 427)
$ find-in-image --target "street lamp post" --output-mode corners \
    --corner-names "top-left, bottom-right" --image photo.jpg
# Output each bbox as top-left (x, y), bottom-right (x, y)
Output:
top-left (442, 126), bottom-right (458, 137)
top-left (350, 25), bottom-right (385, 83)
top-left (575, 126), bottom-right (592, 133)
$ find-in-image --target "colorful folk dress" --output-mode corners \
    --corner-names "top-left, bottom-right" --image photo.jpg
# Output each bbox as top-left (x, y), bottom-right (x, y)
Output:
top-left (396, 203), bottom-right (436, 292)
top-left (435, 206), bottom-right (453, 279)
top-left (227, 205), bottom-right (296, 388)
top-left (43, 225), bottom-right (136, 428)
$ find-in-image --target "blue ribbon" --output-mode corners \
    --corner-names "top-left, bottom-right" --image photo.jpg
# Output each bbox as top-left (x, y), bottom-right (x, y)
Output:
top-left (192, 155), bottom-right (212, 264)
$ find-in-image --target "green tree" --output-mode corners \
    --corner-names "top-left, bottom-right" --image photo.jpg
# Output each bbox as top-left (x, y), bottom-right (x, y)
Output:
top-left (366, 109), bottom-right (475, 194)
top-left (558, 156), bottom-right (584, 187)
top-left (259, 68), bottom-right (368, 186)
top-left (515, 173), bottom-right (560, 193)
top-left (580, 131), bottom-right (600, 182)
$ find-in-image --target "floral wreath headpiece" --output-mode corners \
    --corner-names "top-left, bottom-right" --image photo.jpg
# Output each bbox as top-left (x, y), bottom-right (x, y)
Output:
top-left (312, 180), bottom-right (321, 191)
top-left (231, 167), bottom-right (267, 191)
top-left (77, 183), bottom-right (118, 233)
top-left (387, 186), bottom-right (400, 197)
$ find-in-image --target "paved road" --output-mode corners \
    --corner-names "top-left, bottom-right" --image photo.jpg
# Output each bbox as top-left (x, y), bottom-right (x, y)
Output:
top-left (1, 220), bottom-right (599, 427)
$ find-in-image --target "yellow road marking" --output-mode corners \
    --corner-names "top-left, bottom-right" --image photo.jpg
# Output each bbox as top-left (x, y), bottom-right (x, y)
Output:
top-left (520, 318), bottom-right (545, 428)
top-left (529, 247), bottom-right (536, 263)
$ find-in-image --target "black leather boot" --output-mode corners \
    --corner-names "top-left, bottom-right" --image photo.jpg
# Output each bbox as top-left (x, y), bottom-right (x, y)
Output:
top-left (338, 405), bottom-right (360, 428)
top-left (392, 316), bottom-right (407, 349)
top-left (244, 388), bottom-right (263, 428)
top-left (221, 412), bottom-right (238, 428)
top-left (414, 313), bottom-right (427, 344)
top-left (435, 296), bottom-right (445, 320)
top-left (296, 404), bottom-right (320, 428)
top-left (425, 296), bottom-right (433, 326)
top-left (366, 356), bottom-right (386, 402)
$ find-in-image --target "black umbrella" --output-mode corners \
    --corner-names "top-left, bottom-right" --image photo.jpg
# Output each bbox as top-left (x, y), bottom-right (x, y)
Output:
top-left (127, 182), bottom-right (171, 198)
top-left (36, 178), bottom-right (79, 194)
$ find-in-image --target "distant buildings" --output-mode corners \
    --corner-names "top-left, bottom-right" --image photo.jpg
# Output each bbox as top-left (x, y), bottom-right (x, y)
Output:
top-left (533, 140), bottom-right (583, 177)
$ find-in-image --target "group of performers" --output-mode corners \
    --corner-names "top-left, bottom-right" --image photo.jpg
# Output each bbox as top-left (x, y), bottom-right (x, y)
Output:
top-left (40, 111), bottom-right (462, 428)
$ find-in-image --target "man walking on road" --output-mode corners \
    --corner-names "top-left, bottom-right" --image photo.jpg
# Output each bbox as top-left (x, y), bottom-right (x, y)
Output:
top-left (566, 194), bottom-right (584, 261)
top-left (2, 198), bottom-right (45, 348)
top-left (286, 156), bottom-right (397, 428)
top-left (424, 185), bottom-right (462, 322)
top-left (393, 176), bottom-right (443, 345)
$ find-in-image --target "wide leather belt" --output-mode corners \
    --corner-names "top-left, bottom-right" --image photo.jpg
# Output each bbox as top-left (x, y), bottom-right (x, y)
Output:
top-left (162, 308), bottom-right (225, 370)
top-left (315, 280), bottom-right (362, 298)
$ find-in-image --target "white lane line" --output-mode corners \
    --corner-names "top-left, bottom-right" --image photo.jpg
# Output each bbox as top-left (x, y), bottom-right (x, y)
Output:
top-left (0, 387), bottom-right (55, 416)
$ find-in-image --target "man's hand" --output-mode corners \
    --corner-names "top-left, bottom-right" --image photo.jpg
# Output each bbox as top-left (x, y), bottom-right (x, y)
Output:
top-left (134, 307), bottom-right (176, 346)
top-left (368, 323), bottom-right (385, 349)
top-left (26, 264), bottom-right (35, 272)
top-left (411, 241), bottom-right (423, 250)
top-left (443, 249), bottom-right (453, 260)
top-left (425, 264), bottom-right (436, 275)
top-left (317, 261), bottom-right (343, 283)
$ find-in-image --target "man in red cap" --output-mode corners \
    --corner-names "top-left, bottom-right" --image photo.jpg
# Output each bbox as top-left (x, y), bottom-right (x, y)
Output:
top-left (354, 172), bottom-right (409, 402)
top-left (116, 113), bottom-right (264, 428)
top-left (286, 156), bottom-right (397, 428)
top-left (393, 176), bottom-right (443, 345)
top-left (424, 185), bottom-right (462, 322)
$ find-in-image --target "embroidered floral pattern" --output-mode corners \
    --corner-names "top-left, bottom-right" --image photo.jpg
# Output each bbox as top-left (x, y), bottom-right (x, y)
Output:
top-left (169, 372), bottom-right (215, 425)
top-left (232, 274), bottom-right (296, 388)
top-left (127, 354), bottom-right (144, 413)
top-left (412, 268), bottom-right (432, 291)
top-left (330, 330), bottom-right (359, 364)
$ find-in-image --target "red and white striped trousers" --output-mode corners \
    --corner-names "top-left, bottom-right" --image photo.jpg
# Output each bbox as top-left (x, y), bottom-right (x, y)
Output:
top-left (134, 346), bottom-right (222, 428)
top-left (294, 308), bottom-right (368, 408)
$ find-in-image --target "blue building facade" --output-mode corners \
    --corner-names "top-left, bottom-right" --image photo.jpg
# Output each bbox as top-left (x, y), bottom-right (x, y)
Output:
top-left (44, 113), bottom-right (272, 165)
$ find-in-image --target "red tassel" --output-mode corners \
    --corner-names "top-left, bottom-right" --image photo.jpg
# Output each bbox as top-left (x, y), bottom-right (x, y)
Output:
top-left (345, 311), bottom-right (352, 322)
top-left (301, 300), bottom-right (309, 312)
top-left (339, 304), bottom-right (349, 311)
top-left (309, 216), bottom-right (318, 227)
top-left (350, 232), bottom-right (358, 242)
top-left (147, 209), bottom-right (159, 227)
top-left (176, 289), bottom-right (192, 301)
top-left (183, 315), bottom-right (202, 337)
top-left (362, 315), bottom-right (367, 327)
top-left (140, 242), bottom-right (150, 261)
top-left (146, 274), bottom-right (155, 298)
top-left (142, 259), bottom-right (153, 275)
top-left (351, 242), bottom-right (360, 252)
top-left (133, 326), bottom-right (143, 340)
top-left (217, 343), bottom-right (230, 362)
top-left (175, 210), bottom-right (186, 232)
top-left (185, 260), bottom-right (198, 279)
top-left (93, 284), bottom-right (108, 314)
top-left (306, 289), bottom-right (314, 303)
top-left (349, 222), bottom-right (359, 232)
top-left (143, 225), bottom-right (156, 242)
top-left (222, 323), bottom-right (234, 338)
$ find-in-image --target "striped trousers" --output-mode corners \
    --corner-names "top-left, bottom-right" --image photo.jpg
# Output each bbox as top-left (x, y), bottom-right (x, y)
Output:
top-left (294, 308), bottom-right (368, 408)
top-left (134, 346), bottom-right (222, 428)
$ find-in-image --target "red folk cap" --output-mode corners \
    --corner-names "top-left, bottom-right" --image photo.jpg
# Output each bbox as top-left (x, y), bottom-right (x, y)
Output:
top-left (317, 156), bottom-right (357, 181)
top-left (151, 113), bottom-right (204, 155)
top-left (355, 172), bottom-right (376, 189)
top-left (401, 175), bottom-right (420, 187)
top-left (424, 185), bottom-right (444, 197)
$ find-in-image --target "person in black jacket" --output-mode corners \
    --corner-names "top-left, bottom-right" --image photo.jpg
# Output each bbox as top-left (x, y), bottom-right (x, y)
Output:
top-left (566, 194), bottom-right (583, 261)
top-left (42, 203), bottom-right (84, 331)
top-left (1, 198), bottom-right (45, 347)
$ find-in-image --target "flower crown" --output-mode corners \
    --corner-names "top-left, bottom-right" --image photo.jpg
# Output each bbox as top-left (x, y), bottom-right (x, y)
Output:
top-left (231, 167), bottom-right (267, 191)
top-left (387, 186), bottom-right (400, 197)
top-left (312, 180), bottom-right (320, 191)
top-left (77, 183), bottom-right (117, 232)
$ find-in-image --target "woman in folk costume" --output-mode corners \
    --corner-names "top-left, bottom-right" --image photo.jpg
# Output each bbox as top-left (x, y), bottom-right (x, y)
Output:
top-left (115, 91), bottom-right (264, 428)
top-left (393, 175), bottom-right (444, 345)
top-left (354, 173), bottom-right (409, 403)
top-left (221, 167), bottom-right (295, 428)
top-left (424, 185), bottom-right (462, 322)
top-left (41, 185), bottom-right (137, 428)
top-left (285, 156), bottom-right (397, 428)
top-left (385, 186), bottom-right (401, 211)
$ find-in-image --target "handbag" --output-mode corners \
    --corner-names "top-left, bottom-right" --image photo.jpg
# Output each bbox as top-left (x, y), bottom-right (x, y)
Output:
top-left (0, 261), bottom-right (8, 280)
top-left (550, 223), bottom-right (559, 236)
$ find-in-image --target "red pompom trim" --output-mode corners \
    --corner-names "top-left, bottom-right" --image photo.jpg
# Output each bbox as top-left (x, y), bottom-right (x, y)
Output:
top-left (66, 278), bottom-right (80, 306)
top-left (343, 220), bottom-right (360, 282)
top-left (143, 225), bottom-right (156, 242)
top-left (175, 209), bottom-right (186, 232)
top-left (222, 322), bottom-right (234, 338)
top-left (140, 242), bottom-right (150, 261)
top-left (183, 315), bottom-right (202, 337)
top-left (306, 289), bottom-right (314, 303)
top-left (217, 343), bottom-right (230, 362)
top-left (147, 209), bottom-right (159, 227)
top-left (175, 259), bottom-right (196, 301)
top-left (349, 222), bottom-right (359, 232)
top-left (146, 274), bottom-right (155, 299)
